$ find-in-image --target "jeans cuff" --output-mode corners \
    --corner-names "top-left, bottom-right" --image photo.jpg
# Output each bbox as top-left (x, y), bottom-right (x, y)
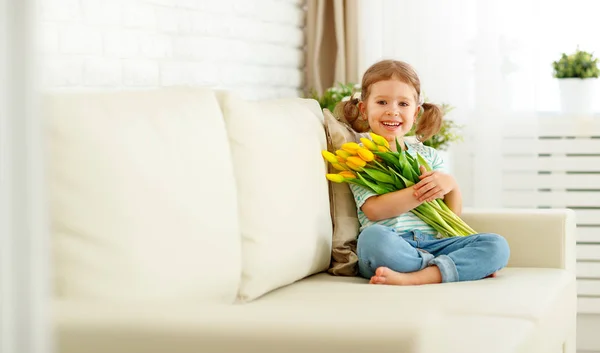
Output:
top-left (430, 255), bottom-right (459, 283)
top-left (418, 250), bottom-right (435, 270)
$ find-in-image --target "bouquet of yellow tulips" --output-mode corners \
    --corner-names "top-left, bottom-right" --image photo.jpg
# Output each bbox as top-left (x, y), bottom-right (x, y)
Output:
top-left (322, 133), bottom-right (476, 238)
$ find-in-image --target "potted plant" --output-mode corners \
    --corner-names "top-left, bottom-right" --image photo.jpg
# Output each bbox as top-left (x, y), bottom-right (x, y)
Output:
top-left (552, 48), bottom-right (599, 115)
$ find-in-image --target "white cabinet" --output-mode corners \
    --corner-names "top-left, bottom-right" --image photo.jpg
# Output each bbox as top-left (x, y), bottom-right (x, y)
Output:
top-left (500, 117), bottom-right (600, 351)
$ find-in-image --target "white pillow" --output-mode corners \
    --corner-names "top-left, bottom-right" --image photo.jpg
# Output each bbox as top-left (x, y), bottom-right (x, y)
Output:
top-left (218, 92), bottom-right (332, 302)
top-left (46, 88), bottom-right (241, 303)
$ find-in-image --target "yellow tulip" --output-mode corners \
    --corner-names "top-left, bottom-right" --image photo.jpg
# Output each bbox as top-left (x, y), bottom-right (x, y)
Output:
top-left (339, 171), bottom-right (356, 179)
top-left (346, 161), bottom-right (363, 171)
top-left (357, 148), bottom-right (374, 162)
top-left (369, 133), bottom-right (390, 148)
top-left (378, 145), bottom-right (389, 153)
top-left (337, 156), bottom-right (345, 163)
top-left (341, 142), bottom-right (361, 155)
top-left (360, 137), bottom-right (378, 151)
top-left (347, 156), bottom-right (367, 168)
top-left (326, 173), bottom-right (345, 183)
top-left (332, 163), bottom-right (348, 171)
top-left (336, 150), bottom-right (352, 159)
top-left (321, 150), bottom-right (338, 164)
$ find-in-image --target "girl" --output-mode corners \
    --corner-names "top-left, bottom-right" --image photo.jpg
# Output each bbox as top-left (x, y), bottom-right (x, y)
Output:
top-left (336, 59), bottom-right (509, 286)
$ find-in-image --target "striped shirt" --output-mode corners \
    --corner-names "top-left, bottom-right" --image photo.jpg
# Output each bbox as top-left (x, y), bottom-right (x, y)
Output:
top-left (350, 142), bottom-right (447, 237)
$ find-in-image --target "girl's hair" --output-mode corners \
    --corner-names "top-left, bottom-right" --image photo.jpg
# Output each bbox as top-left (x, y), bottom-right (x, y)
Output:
top-left (334, 59), bottom-right (443, 143)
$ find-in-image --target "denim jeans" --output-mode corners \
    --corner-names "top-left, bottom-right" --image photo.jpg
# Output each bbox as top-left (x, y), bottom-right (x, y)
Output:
top-left (357, 224), bottom-right (510, 283)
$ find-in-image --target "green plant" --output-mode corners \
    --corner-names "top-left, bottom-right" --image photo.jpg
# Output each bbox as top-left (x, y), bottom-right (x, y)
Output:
top-left (406, 102), bottom-right (464, 151)
top-left (552, 48), bottom-right (600, 79)
top-left (309, 83), bottom-right (464, 151)
top-left (309, 82), bottom-right (359, 113)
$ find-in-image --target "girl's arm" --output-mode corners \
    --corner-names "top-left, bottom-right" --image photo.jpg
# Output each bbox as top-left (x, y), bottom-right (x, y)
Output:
top-left (413, 168), bottom-right (462, 215)
top-left (361, 187), bottom-right (422, 221)
top-left (443, 185), bottom-right (463, 216)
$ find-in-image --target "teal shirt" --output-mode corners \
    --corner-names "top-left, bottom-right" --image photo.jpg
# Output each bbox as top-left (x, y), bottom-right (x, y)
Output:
top-left (349, 142), bottom-right (447, 237)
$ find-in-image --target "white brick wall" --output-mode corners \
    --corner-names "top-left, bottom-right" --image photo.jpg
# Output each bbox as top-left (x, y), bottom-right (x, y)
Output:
top-left (37, 0), bottom-right (306, 100)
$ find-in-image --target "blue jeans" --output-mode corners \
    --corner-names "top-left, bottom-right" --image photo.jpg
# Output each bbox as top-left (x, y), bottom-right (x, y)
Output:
top-left (357, 225), bottom-right (510, 283)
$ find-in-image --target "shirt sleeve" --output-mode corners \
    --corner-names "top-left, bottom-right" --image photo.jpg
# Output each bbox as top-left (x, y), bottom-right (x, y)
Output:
top-left (427, 147), bottom-right (447, 173)
top-left (349, 183), bottom-right (378, 209)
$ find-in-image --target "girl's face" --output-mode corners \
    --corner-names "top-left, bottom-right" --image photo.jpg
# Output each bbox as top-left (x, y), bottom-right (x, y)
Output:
top-left (359, 79), bottom-right (420, 145)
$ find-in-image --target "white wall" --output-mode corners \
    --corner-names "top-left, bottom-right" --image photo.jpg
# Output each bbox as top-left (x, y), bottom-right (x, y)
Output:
top-left (37, 0), bottom-right (306, 100)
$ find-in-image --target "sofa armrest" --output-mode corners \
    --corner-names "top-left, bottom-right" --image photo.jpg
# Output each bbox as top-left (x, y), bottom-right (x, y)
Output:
top-left (460, 208), bottom-right (576, 272)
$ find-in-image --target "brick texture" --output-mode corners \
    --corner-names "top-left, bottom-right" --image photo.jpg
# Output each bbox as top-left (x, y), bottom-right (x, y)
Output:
top-left (37, 0), bottom-right (306, 99)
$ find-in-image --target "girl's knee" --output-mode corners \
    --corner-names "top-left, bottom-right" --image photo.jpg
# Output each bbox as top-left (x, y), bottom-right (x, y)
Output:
top-left (357, 226), bottom-right (421, 277)
top-left (357, 225), bottom-right (396, 259)
top-left (479, 233), bottom-right (510, 268)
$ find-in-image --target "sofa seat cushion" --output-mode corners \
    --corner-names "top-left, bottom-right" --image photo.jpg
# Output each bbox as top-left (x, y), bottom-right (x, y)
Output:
top-left (54, 301), bottom-right (536, 353)
top-left (259, 267), bottom-right (575, 352)
top-left (55, 300), bottom-right (439, 353)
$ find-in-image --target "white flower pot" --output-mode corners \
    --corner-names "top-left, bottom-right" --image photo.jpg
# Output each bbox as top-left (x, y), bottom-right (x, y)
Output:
top-left (558, 78), bottom-right (596, 115)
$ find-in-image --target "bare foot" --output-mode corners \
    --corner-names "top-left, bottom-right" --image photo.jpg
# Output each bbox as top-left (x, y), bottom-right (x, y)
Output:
top-left (369, 266), bottom-right (443, 286)
top-left (485, 272), bottom-right (498, 279)
top-left (369, 267), bottom-right (409, 285)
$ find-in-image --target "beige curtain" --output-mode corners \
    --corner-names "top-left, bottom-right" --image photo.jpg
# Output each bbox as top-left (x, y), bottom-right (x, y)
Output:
top-left (305, 0), bottom-right (360, 95)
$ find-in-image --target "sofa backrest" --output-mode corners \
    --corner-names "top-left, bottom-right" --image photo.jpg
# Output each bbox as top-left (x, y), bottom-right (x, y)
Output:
top-left (45, 88), bottom-right (334, 304)
top-left (216, 91), bottom-right (332, 302)
top-left (45, 88), bottom-right (242, 303)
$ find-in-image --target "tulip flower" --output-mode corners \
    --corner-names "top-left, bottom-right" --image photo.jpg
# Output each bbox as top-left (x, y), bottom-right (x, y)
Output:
top-left (360, 137), bottom-right (378, 151)
top-left (341, 142), bottom-right (361, 155)
top-left (326, 174), bottom-right (345, 183)
top-left (339, 171), bottom-right (356, 179)
top-left (369, 132), bottom-right (390, 148)
top-left (319, 132), bottom-right (477, 238)
top-left (321, 150), bottom-right (338, 164)
top-left (346, 161), bottom-right (363, 171)
top-left (357, 148), bottom-right (374, 162)
top-left (336, 150), bottom-right (352, 159)
top-left (346, 156), bottom-right (366, 168)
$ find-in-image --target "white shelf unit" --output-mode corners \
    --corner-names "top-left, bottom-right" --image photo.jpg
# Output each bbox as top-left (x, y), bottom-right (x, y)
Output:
top-left (501, 117), bottom-right (600, 316)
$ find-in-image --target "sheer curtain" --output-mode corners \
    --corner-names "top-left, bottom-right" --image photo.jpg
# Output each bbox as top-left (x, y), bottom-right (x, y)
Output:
top-left (357, 0), bottom-right (600, 207)
top-left (305, 0), bottom-right (361, 95)
top-left (0, 0), bottom-right (51, 352)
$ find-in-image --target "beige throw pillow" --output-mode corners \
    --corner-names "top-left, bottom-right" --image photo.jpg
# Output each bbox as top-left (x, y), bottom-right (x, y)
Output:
top-left (323, 109), bottom-right (369, 276)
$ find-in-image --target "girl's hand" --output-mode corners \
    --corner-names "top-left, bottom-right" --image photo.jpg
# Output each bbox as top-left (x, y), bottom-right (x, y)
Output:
top-left (413, 166), bottom-right (456, 202)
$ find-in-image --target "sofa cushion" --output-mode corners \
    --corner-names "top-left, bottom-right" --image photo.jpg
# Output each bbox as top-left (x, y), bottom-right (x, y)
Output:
top-left (53, 299), bottom-right (536, 353)
top-left (260, 267), bottom-right (575, 352)
top-left (45, 88), bottom-right (241, 303)
top-left (54, 299), bottom-right (440, 353)
top-left (323, 109), bottom-right (369, 276)
top-left (217, 92), bottom-right (332, 302)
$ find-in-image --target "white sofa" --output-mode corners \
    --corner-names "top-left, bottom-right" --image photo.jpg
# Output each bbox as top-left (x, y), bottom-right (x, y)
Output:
top-left (44, 88), bottom-right (577, 353)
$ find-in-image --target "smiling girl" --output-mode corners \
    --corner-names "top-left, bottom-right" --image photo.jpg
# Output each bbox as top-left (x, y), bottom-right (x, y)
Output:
top-left (336, 60), bottom-right (510, 286)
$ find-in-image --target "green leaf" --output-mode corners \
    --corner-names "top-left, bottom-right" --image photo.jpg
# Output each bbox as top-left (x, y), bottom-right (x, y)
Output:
top-left (395, 137), bottom-right (404, 153)
top-left (389, 168), bottom-right (403, 189)
top-left (417, 152), bottom-right (432, 172)
top-left (374, 180), bottom-right (396, 193)
top-left (405, 152), bottom-right (420, 174)
top-left (362, 167), bottom-right (395, 184)
top-left (389, 167), bottom-right (414, 187)
top-left (399, 151), bottom-right (418, 183)
top-left (346, 178), bottom-right (367, 188)
top-left (357, 173), bottom-right (389, 195)
top-left (373, 151), bottom-right (401, 169)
